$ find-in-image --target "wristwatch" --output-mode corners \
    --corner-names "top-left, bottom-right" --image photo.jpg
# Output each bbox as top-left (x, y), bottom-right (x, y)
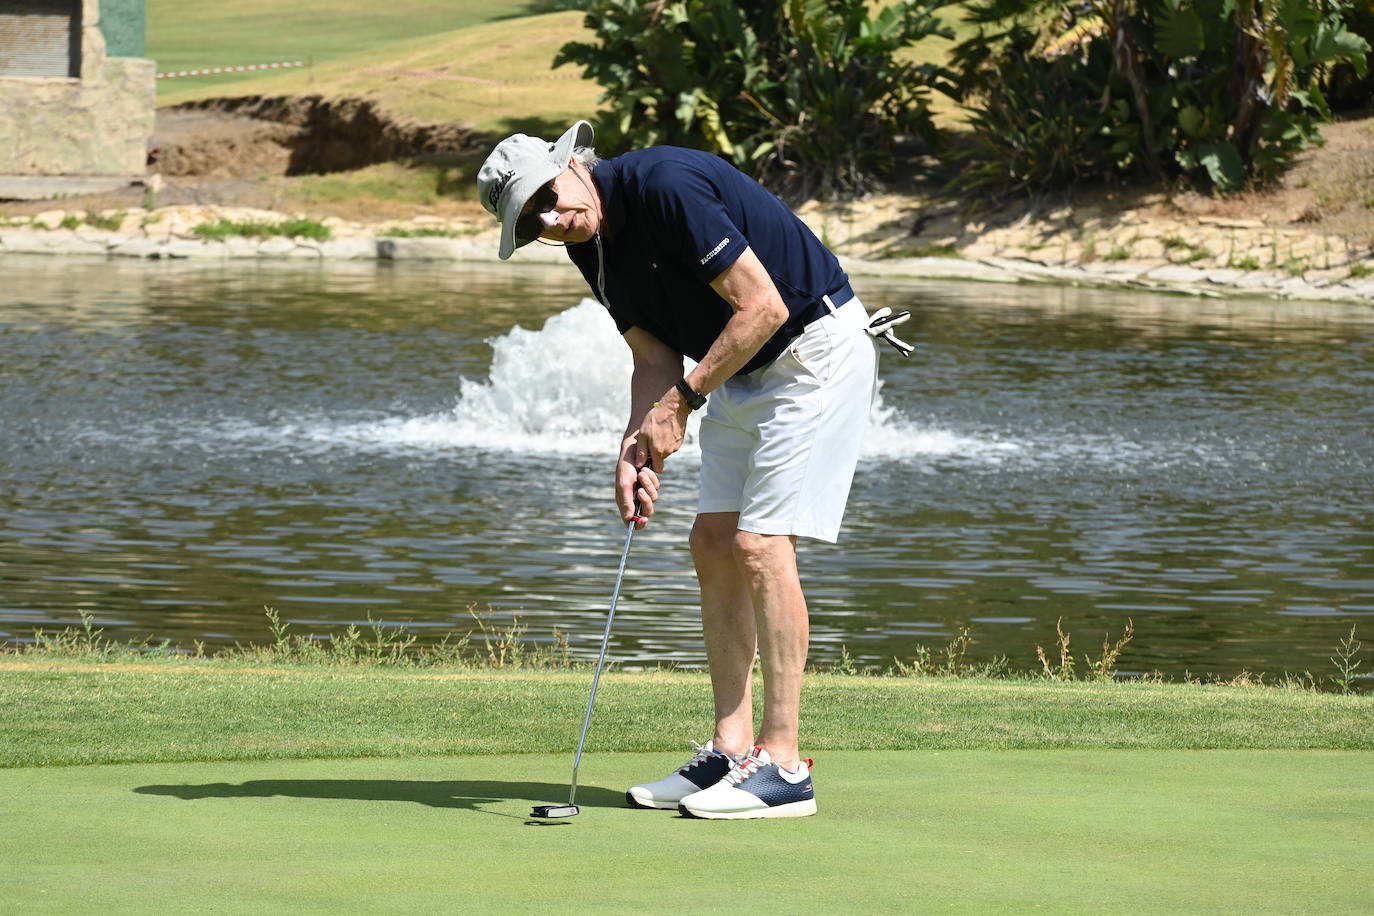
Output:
top-left (675, 379), bottom-right (707, 411)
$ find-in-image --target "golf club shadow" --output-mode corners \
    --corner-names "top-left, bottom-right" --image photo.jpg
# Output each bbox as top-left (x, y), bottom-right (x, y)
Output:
top-left (133, 778), bottom-right (625, 822)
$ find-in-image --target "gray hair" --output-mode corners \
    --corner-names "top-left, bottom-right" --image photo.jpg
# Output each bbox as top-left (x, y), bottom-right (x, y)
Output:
top-left (573, 146), bottom-right (600, 170)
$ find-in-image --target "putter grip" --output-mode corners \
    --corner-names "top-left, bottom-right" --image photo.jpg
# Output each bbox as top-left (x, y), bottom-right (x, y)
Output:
top-left (630, 472), bottom-right (646, 523)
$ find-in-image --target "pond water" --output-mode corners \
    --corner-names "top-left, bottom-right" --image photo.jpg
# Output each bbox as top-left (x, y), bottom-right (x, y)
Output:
top-left (1, 256), bottom-right (1371, 682)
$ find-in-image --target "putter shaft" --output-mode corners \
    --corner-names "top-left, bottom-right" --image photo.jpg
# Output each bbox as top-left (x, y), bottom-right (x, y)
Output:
top-left (566, 506), bottom-right (638, 807)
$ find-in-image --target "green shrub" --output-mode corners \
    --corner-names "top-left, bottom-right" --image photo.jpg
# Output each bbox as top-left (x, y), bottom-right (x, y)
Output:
top-left (945, 17), bottom-right (1117, 194)
top-left (949, 0), bottom-right (1371, 194)
top-left (556, 0), bottom-right (954, 200)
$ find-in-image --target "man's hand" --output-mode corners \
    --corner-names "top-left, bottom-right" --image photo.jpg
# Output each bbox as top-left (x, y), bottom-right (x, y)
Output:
top-left (616, 454), bottom-right (659, 529)
top-left (634, 394), bottom-right (690, 473)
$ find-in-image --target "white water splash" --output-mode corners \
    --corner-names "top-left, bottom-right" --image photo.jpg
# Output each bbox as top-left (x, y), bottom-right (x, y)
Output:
top-left (310, 302), bottom-right (645, 455)
top-left (305, 299), bottom-right (1020, 460)
top-left (86, 299), bottom-right (1027, 462)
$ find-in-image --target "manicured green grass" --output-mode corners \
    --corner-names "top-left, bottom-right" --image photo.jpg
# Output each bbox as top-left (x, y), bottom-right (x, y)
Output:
top-left (148, 0), bottom-right (543, 90)
top-left (4, 662), bottom-right (1369, 910)
top-left (3, 661), bottom-right (1371, 769)
top-left (3, 749), bottom-right (1371, 912)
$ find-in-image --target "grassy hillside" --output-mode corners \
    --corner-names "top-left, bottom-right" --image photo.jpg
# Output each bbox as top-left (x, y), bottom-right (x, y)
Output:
top-left (149, 1), bottom-right (551, 90)
top-left (153, 5), bottom-right (601, 136)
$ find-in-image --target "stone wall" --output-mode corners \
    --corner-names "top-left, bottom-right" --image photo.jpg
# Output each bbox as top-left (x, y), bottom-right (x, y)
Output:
top-left (0, 0), bottom-right (154, 178)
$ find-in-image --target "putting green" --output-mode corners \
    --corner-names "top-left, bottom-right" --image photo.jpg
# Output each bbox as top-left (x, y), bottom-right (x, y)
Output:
top-left (4, 750), bottom-right (1370, 912)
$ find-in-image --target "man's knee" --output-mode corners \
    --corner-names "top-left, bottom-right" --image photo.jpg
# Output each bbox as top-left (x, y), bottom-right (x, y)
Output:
top-left (690, 514), bottom-right (737, 562)
top-left (731, 530), bottom-right (793, 577)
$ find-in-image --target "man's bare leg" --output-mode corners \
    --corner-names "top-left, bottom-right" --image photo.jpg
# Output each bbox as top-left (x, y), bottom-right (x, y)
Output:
top-left (690, 512), bottom-right (757, 757)
top-left (733, 530), bottom-right (807, 772)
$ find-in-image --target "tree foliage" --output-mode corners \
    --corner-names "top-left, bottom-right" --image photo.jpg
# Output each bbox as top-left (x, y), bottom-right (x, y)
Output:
top-left (555, 0), bottom-right (953, 200)
top-left (948, 0), bottom-right (1372, 194)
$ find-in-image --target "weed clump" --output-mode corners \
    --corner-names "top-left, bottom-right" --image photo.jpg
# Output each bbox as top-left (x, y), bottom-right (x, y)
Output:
top-left (191, 218), bottom-right (332, 242)
top-left (5, 612), bottom-right (1365, 694)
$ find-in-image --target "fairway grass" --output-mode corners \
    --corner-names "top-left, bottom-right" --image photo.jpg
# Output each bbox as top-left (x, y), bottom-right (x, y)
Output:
top-left (4, 750), bottom-right (1371, 912)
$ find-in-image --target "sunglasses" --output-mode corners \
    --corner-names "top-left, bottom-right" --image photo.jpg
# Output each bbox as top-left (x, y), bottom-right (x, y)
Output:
top-left (514, 180), bottom-right (559, 246)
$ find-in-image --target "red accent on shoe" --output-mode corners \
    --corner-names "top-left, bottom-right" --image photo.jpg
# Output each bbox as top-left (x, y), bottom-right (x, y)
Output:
top-left (804, 758), bottom-right (814, 769)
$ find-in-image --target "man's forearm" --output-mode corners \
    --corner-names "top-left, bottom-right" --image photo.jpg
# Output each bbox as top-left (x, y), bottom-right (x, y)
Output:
top-left (684, 303), bottom-right (785, 397)
top-left (672, 247), bottom-right (789, 406)
top-left (623, 359), bottom-right (684, 445)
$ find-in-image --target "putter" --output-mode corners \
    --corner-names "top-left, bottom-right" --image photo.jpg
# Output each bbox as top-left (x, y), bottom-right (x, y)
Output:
top-left (531, 499), bottom-right (643, 819)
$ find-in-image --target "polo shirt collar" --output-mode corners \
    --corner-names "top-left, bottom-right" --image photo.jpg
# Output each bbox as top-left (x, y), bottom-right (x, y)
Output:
top-left (592, 159), bottom-right (626, 239)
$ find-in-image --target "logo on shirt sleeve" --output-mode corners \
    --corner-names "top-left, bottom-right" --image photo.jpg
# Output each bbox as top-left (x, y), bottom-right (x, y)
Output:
top-left (699, 237), bottom-right (731, 266)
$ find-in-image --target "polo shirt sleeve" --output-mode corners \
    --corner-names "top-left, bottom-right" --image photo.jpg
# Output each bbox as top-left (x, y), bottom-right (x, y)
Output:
top-left (638, 160), bottom-right (749, 284)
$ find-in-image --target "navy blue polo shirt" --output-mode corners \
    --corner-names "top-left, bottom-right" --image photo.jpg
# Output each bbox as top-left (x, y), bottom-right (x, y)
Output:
top-left (565, 147), bottom-right (848, 376)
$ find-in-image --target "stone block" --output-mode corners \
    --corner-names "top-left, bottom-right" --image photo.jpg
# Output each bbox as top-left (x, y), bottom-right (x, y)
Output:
top-left (223, 237), bottom-right (261, 259)
top-left (1133, 239), bottom-right (1166, 260)
top-left (1232, 272), bottom-right (1276, 289)
top-left (319, 238), bottom-right (379, 260)
top-left (106, 237), bottom-right (164, 258)
top-left (1080, 262), bottom-right (1143, 279)
top-left (1146, 266), bottom-right (1208, 285)
top-left (1340, 279), bottom-right (1374, 300)
top-left (377, 237), bottom-right (467, 260)
top-left (256, 238), bottom-right (297, 258)
top-left (161, 239), bottom-right (224, 259)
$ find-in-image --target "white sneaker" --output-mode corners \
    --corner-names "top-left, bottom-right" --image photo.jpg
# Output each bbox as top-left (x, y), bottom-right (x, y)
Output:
top-left (677, 746), bottom-right (816, 820)
top-left (625, 741), bottom-right (736, 810)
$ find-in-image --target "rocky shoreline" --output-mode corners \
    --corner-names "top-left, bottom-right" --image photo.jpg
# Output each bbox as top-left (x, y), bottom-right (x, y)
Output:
top-left (3, 202), bottom-right (1373, 306)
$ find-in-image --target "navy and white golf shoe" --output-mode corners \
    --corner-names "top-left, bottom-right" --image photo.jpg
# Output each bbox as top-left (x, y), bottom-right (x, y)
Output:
top-left (626, 741), bottom-right (736, 810)
top-left (677, 746), bottom-right (816, 819)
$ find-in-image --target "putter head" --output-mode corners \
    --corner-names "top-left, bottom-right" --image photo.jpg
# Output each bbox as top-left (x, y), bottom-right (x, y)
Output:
top-left (531, 804), bottom-right (579, 818)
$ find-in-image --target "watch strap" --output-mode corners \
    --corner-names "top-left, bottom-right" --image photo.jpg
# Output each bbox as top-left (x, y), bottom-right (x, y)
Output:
top-left (675, 379), bottom-right (707, 411)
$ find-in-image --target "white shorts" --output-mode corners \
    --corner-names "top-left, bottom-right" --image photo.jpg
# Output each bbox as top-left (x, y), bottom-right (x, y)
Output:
top-left (697, 297), bottom-right (877, 543)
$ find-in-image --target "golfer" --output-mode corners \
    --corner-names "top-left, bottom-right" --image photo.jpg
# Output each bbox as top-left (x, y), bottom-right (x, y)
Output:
top-left (478, 120), bottom-right (877, 819)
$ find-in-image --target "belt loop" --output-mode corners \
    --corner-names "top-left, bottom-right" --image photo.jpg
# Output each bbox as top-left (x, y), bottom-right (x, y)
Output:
top-left (822, 294), bottom-right (838, 315)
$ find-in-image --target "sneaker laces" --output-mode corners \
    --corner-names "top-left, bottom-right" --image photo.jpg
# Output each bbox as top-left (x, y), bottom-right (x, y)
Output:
top-left (677, 740), bottom-right (724, 775)
top-left (724, 749), bottom-right (765, 786)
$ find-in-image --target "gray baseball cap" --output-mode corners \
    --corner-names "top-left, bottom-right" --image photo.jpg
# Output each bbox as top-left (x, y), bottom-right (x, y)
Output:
top-left (478, 119), bottom-right (595, 260)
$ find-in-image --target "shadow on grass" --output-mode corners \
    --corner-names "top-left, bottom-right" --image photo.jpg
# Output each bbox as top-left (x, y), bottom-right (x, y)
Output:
top-left (134, 778), bottom-right (624, 823)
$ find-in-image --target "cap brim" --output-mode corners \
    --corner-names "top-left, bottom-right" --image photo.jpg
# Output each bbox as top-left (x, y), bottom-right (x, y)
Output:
top-left (498, 120), bottom-right (595, 260)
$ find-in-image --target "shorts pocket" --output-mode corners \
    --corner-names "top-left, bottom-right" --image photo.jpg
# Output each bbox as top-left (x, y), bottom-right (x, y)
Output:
top-left (786, 323), bottom-right (832, 381)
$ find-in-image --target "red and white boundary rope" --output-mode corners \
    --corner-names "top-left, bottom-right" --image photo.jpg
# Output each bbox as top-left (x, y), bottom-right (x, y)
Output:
top-left (157, 61), bottom-right (307, 80)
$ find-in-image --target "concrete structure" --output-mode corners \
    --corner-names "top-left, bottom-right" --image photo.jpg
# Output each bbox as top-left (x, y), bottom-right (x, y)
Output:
top-left (0, 0), bottom-right (155, 199)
